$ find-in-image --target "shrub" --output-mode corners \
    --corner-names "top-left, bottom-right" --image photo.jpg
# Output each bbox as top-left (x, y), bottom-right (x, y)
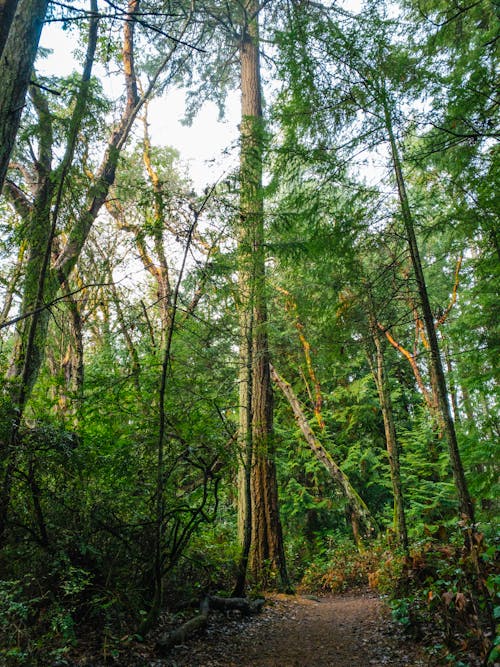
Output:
top-left (298, 538), bottom-right (385, 594)
top-left (372, 527), bottom-right (499, 666)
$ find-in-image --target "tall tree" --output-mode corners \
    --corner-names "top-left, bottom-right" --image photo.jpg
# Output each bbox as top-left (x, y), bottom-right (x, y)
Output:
top-left (381, 86), bottom-right (475, 525)
top-left (0, 0), bottom-right (194, 543)
top-left (236, 0), bottom-right (290, 591)
top-left (272, 0), bottom-right (476, 529)
top-left (183, 0), bottom-right (291, 592)
top-left (0, 0), bottom-right (49, 190)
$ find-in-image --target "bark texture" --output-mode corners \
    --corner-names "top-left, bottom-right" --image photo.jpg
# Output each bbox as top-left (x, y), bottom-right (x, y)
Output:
top-left (0, 0), bottom-right (19, 57)
top-left (0, 0), bottom-right (49, 190)
top-left (236, 0), bottom-right (289, 591)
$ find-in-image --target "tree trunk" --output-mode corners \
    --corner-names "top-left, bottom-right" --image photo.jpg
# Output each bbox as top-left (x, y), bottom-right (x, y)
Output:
top-left (270, 364), bottom-right (378, 544)
top-left (0, 0), bottom-right (19, 57)
top-left (382, 94), bottom-right (475, 526)
top-left (368, 321), bottom-right (408, 552)
top-left (236, 1), bottom-right (290, 591)
top-left (442, 335), bottom-right (460, 425)
top-left (234, 297), bottom-right (253, 596)
top-left (0, 0), bottom-right (49, 191)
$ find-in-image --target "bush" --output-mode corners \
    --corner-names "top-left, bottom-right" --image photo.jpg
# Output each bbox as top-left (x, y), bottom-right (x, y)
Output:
top-left (298, 538), bottom-right (385, 594)
top-left (371, 527), bottom-right (499, 666)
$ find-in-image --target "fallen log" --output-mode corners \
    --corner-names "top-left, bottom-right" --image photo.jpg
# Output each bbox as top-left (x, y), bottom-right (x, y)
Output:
top-left (155, 595), bottom-right (265, 655)
top-left (156, 597), bottom-right (210, 654)
top-left (270, 363), bottom-right (378, 543)
top-left (208, 595), bottom-right (265, 615)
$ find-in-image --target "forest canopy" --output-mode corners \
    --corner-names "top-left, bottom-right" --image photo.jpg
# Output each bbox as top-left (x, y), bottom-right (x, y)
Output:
top-left (0, 0), bottom-right (498, 665)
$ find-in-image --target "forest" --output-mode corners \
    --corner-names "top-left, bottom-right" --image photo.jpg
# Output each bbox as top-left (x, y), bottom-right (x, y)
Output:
top-left (0, 0), bottom-right (498, 665)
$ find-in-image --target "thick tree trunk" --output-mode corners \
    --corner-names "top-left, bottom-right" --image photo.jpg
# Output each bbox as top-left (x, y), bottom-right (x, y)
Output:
top-left (0, 0), bottom-right (19, 57)
top-left (382, 95), bottom-right (475, 526)
top-left (236, 1), bottom-right (290, 591)
top-left (234, 299), bottom-right (253, 596)
top-left (0, 0), bottom-right (49, 191)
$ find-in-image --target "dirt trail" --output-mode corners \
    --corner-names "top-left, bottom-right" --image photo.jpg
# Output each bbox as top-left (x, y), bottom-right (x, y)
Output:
top-left (157, 590), bottom-right (431, 667)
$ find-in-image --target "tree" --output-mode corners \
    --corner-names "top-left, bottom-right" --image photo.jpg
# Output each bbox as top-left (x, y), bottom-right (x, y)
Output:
top-left (0, 0), bottom-right (49, 190)
top-left (0, 2), bottom-right (100, 541)
top-left (272, 0), bottom-right (476, 530)
top-left (180, 0), bottom-right (291, 592)
top-left (0, 0), bottom-right (196, 543)
top-left (381, 85), bottom-right (475, 526)
top-left (236, 0), bottom-right (290, 592)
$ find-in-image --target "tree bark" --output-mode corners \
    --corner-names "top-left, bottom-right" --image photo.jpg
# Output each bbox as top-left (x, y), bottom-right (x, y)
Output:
top-left (236, 0), bottom-right (290, 591)
top-left (0, 0), bottom-right (19, 57)
top-left (0, 0), bottom-right (49, 191)
top-left (234, 295), bottom-right (253, 595)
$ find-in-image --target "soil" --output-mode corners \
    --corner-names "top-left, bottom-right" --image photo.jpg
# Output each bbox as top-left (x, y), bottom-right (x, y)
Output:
top-left (145, 590), bottom-right (432, 667)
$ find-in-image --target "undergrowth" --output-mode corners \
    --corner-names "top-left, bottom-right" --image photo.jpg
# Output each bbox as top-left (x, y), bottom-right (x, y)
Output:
top-left (295, 527), bottom-right (498, 666)
top-left (375, 527), bottom-right (499, 666)
top-left (297, 539), bottom-right (385, 593)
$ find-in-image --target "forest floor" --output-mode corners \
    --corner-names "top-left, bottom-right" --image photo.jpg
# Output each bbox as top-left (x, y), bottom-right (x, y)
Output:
top-left (135, 589), bottom-right (433, 667)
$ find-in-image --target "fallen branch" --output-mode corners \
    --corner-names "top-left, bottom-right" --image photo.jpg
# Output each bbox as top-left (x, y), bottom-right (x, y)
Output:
top-left (155, 595), bottom-right (265, 655)
top-left (156, 597), bottom-right (210, 654)
top-left (208, 595), bottom-right (265, 615)
top-left (270, 363), bottom-right (378, 541)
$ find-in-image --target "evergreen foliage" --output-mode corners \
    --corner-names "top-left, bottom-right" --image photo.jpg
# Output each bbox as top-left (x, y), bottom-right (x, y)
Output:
top-left (0, 0), bottom-right (497, 663)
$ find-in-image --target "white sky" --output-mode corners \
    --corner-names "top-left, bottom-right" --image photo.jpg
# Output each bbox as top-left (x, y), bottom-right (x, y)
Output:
top-left (147, 91), bottom-right (240, 190)
top-left (38, 23), bottom-right (240, 191)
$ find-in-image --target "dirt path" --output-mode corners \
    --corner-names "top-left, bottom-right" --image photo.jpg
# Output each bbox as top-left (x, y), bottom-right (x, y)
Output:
top-left (154, 591), bottom-right (431, 667)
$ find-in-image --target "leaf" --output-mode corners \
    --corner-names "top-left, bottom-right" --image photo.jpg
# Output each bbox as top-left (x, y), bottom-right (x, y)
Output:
top-left (455, 592), bottom-right (467, 612)
top-left (442, 591), bottom-right (454, 607)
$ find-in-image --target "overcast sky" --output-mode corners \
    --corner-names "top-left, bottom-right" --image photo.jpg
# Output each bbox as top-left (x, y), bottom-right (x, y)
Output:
top-left (38, 21), bottom-right (240, 191)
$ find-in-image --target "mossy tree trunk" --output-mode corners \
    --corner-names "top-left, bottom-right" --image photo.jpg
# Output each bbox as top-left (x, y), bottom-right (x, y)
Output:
top-left (368, 317), bottom-right (408, 553)
top-left (0, 0), bottom-right (49, 190)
